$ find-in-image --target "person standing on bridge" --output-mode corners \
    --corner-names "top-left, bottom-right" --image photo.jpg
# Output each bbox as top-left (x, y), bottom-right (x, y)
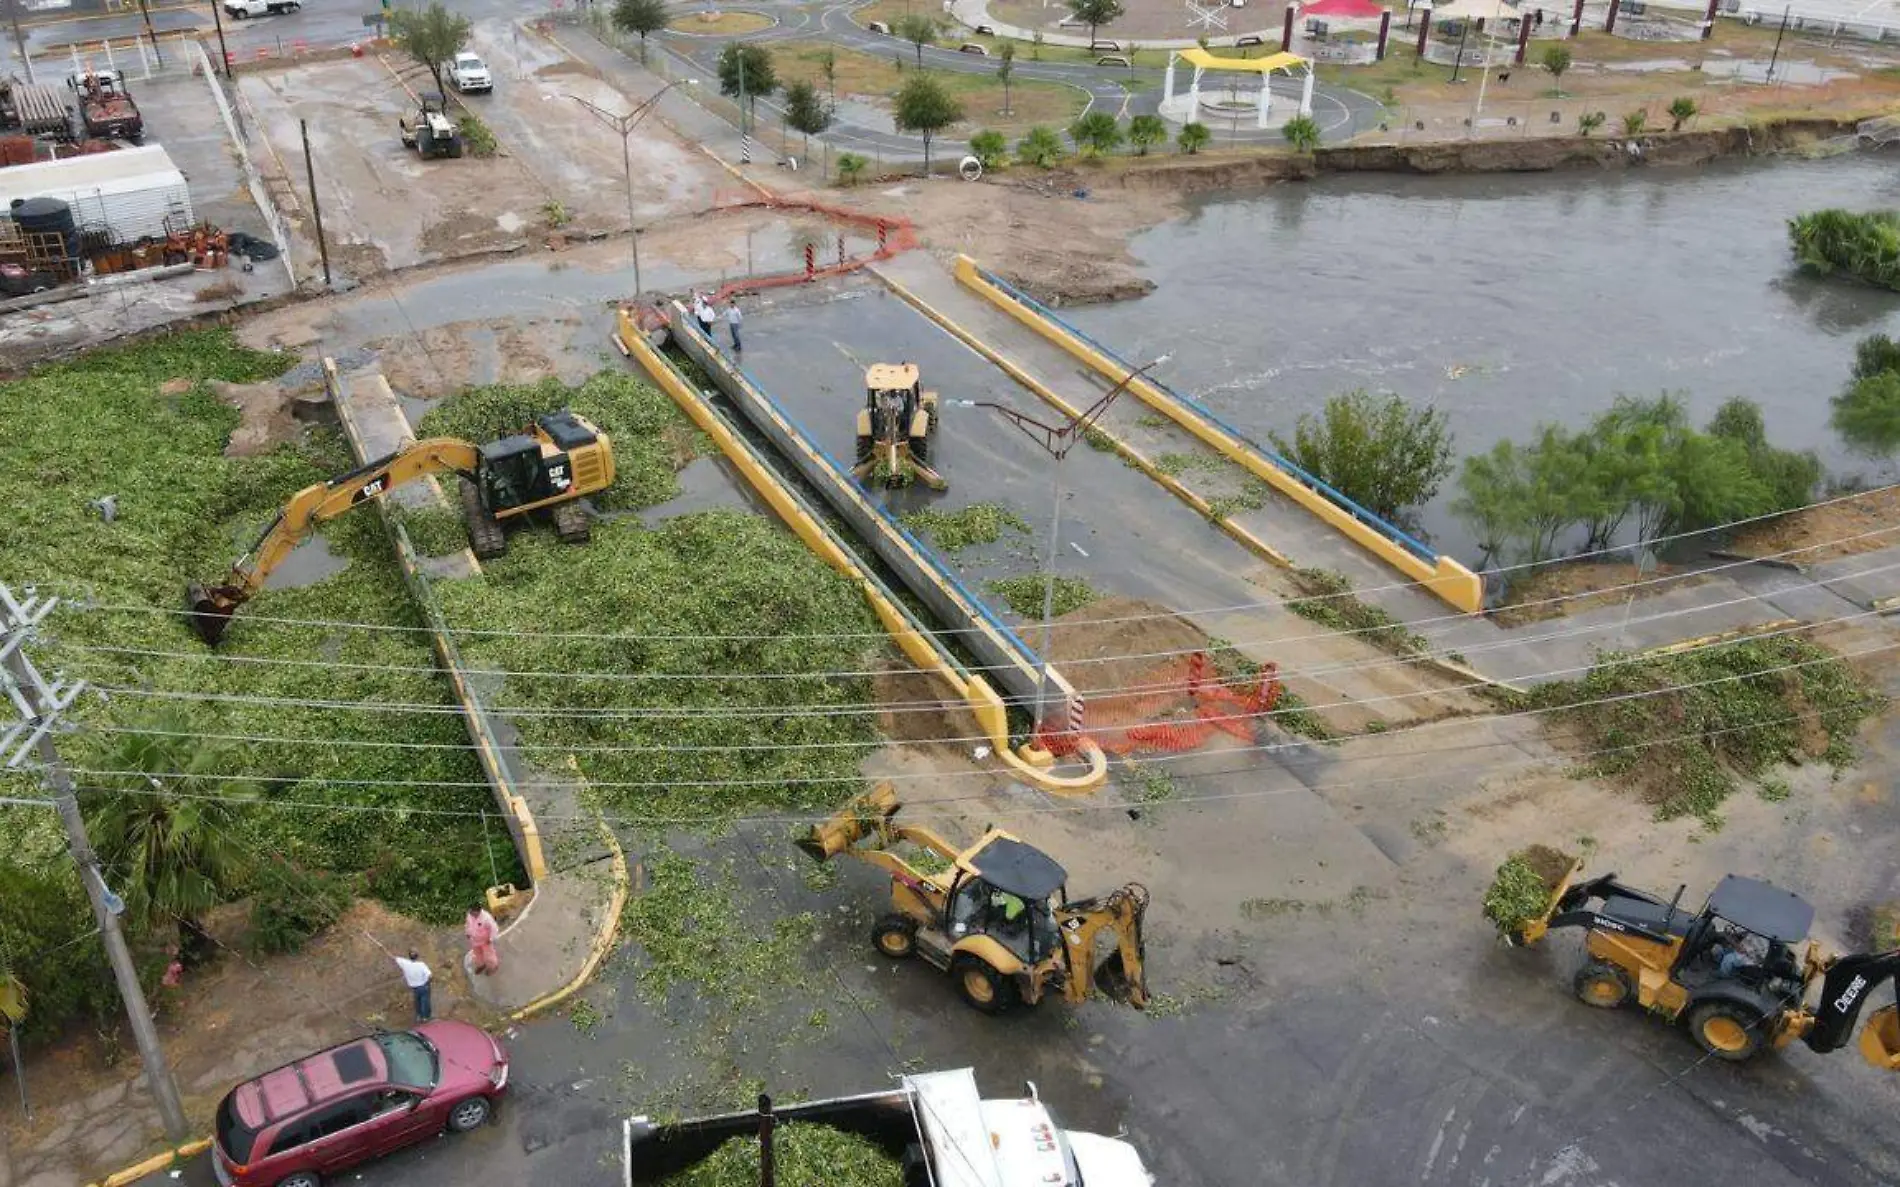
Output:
top-left (693, 291), bottom-right (717, 339)
top-left (725, 298), bottom-right (744, 353)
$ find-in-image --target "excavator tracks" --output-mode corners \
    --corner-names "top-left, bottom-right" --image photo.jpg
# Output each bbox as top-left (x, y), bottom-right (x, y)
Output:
top-left (460, 479), bottom-right (508, 560)
top-left (550, 500), bottom-right (591, 545)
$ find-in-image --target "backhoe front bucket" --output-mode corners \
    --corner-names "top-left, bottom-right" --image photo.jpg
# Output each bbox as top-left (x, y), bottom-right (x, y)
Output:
top-left (185, 582), bottom-right (241, 647)
top-left (797, 783), bottom-right (900, 863)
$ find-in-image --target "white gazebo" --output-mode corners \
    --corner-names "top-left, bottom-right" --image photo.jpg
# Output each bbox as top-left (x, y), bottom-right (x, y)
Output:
top-left (1161, 46), bottom-right (1316, 129)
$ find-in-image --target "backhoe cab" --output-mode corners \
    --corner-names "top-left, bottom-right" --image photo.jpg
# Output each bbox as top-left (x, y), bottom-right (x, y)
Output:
top-left (799, 784), bottom-right (1149, 1014)
top-left (853, 363), bottom-right (944, 491)
top-left (1513, 866), bottom-right (1900, 1067)
top-left (187, 411), bottom-right (613, 645)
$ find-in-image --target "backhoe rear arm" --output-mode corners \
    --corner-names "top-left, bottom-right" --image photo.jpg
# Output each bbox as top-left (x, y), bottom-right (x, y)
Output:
top-left (188, 437), bottom-right (480, 643)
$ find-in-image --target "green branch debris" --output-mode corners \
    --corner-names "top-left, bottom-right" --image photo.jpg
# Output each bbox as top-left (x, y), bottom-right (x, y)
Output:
top-left (986, 574), bottom-right (1099, 619)
top-left (1523, 636), bottom-right (1883, 820)
top-left (1482, 845), bottom-right (1575, 937)
top-left (899, 502), bottom-right (1028, 551)
top-left (665, 1122), bottom-right (902, 1187)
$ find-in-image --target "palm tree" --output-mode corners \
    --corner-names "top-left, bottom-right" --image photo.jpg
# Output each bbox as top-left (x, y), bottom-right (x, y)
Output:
top-left (83, 710), bottom-right (255, 965)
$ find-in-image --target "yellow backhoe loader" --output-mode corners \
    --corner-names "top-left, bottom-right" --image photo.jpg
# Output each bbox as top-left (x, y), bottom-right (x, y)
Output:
top-left (187, 411), bottom-right (614, 645)
top-left (1513, 865), bottom-right (1900, 1067)
top-left (853, 363), bottom-right (944, 491)
top-left (797, 784), bottom-right (1149, 1014)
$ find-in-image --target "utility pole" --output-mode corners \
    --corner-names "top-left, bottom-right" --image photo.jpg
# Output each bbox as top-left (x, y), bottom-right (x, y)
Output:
top-left (1766, 2), bottom-right (1791, 80)
top-left (0, 584), bottom-right (191, 1146)
top-left (7, 0), bottom-right (33, 85)
top-left (135, 0), bottom-right (164, 69)
top-left (570, 78), bottom-right (697, 298)
top-left (209, 0), bottom-right (232, 80)
top-left (957, 352), bottom-right (1172, 733)
top-left (300, 118), bottom-right (331, 288)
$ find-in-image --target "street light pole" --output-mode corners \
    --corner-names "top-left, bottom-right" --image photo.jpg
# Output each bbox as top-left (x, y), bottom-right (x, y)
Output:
top-left (570, 78), bottom-right (695, 297)
top-left (957, 352), bottom-right (1172, 733)
top-left (209, 0), bottom-right (232, 80)
top-left (1766, 3), bottom-right (1791, 80)
top-left (8, 0), bottom-right (34, 84)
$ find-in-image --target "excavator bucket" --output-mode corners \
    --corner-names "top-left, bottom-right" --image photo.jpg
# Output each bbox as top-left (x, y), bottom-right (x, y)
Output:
top-left (185, 582), bottom-right (242, 646)
top-left (1093, 950), bottom-right (1146, 1009)
top-left (796, 783), bottom-right (900, 863)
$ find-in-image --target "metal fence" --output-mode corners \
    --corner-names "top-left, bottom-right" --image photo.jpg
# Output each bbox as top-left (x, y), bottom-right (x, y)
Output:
top-left (183, 37), bottom-right (297, 285)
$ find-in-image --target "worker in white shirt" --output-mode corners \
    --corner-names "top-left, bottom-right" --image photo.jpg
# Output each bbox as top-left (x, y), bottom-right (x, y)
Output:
top-left (394, 950), bottom-right (433, 1021)
top-left (724, 298), bottom-right (743, 353)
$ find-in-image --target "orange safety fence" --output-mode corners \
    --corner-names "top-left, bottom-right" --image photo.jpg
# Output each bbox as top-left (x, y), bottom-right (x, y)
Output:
top-left (1036, 652), bottom-right (1284, 758)
top-left (680, 196), bottom-right (915, 305)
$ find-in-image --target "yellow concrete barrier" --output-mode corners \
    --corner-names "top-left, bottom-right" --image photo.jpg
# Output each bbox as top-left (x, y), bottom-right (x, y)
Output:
top-left (617, 310), bottom-right (1105, 793)
top-left (952, 255), bottom-right (1485, 615)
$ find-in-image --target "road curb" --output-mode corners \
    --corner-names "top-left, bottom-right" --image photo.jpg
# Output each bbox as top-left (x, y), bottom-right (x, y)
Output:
top-left (85, 1138), bottom-right (210, 1187)
top-left (505, 816), bottom-right (631, 1023)
top-left (1635, 617), bottom-right (1803, 659)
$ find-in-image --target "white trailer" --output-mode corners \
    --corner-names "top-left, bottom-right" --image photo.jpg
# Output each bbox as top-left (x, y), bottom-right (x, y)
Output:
top-left (623, 1067), bottom-right (1154, 1187)
top-left (0, 144), bottom-right (192, 243)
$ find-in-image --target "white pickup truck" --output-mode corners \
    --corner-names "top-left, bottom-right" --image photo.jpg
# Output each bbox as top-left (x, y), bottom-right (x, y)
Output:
top-left (221, 0), bottom-right (301, 18)
top-left (447, 52), bottom-right (492, 94)
top-left (625, 1067), bottom-right (1155, 1187)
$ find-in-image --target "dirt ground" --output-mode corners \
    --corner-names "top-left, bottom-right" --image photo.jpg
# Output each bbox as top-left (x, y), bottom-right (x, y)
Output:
top-left (4, 900), bottom-right (469, 1187)
top-left (1495, 558), bottom-right (1709, 625)
top-left (365, 315), bottom-right (594, 399)
top-left (826, 171), bottom-right (1179, 305)
top-left (1728, 484), bottom-right (1900, 565)
top-left (235, 25), bottom-right (723, 278)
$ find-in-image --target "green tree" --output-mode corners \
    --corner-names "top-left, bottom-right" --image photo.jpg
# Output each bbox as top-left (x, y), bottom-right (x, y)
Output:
top-left (1032, 29), bottom-right (1045, 60)
top-left (1281, 113), bottom-right (1321, 152)
top-left (611, 0), bottom-right (669, 64)
top-left (1577, 110), bottom-right (1606, 137)
top-left (1069, 111), bottom-right (1123, 155)
top-left (819, 46), bottom-right (838, 112)
top-left (1790, 211), bottom-right (1900, 291)
top-left (387, 1), bottom-right (472, 99)
top-left (1834, 371), bottom-right (1900, 456)
top-left (896, 13), bottom-right (938, 67)
top-left (1453, 427), bottom-right (1592, 564)
top-left (1662, 430), bottom-right (1771, 535)
top-left (1017, 124), bottom-right (1063, 166)
top-left (1622, 108), bottom-right (1649, 135)
top-left (1128, 113), bottom-right (1166, 154)
top-left (1539, 43), bottom-right (1571, 94)
top-left (1667, 96), bottom-right (1698, 131)
top-left (836, 150), bottom-right (868, 185)
top-left (717, 41), bottom-right (778, 120)
top-left (1856, 333), bottom-right (1900, 380)
top-left (1706, 397), bottom-right (1821, 511)
top-left (83, 710), bottom-right (256, 964)
top-left (1177, 120), bottom-right (1211, 154)
top-left (1269, 390), bottom-right (1454, 523)
top-left (1067, 0), bottom-right (1125, 45)
top-left (969, 128), bottom-right (1008, 168)
top-left (782, 79), bottom-right (832, 159)
top-left (894, 72), bottom-right (963, 175)
top-left (996, 41), bottom-right (1016, 116)
top-left (1575, 395), bottom-right (1681, 550)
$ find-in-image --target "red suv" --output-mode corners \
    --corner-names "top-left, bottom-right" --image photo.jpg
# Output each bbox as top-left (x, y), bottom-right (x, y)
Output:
top-left (212, 1020), bottom-right (508, 1187)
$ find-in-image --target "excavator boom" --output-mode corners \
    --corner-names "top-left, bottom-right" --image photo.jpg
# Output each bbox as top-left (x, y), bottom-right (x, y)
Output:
top-left (187, 437), bottom-right (479, 645)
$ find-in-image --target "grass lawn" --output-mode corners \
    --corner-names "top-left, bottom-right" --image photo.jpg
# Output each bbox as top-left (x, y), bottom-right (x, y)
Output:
top-left (665, 9), bottom-right (774, 35)
top-left (774, 40), bottom-right (1089, 132)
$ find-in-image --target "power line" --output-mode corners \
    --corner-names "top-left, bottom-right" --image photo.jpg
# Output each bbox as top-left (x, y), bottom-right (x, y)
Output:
top-left (52, 551), bottom-right (1900, 722)
top-left (48, 485), bottom-right (1900, 647)
top-left (74, 596), bottom-right (1896, 732)
top-left (66, 693), bottom-right (1871, 831)
top-left (50, 539), bottom-right (1900, 695)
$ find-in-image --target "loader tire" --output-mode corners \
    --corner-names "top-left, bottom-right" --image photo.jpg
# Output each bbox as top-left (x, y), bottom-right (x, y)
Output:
top-left (461, 480), bottom-right (507, 560)
top-left (1688, 1000), bottom-right (1765, 1062)
top-left (952, 956), bottom-right (1015, 1015)
top-left (855, 434), bottom-right (873, 466)
top-left (910, 431), bottom-right (929, 467)
top-left (872, 914), bottom-right (917, 959)
top-left (1573, 961), bottom-right (1632, 1010)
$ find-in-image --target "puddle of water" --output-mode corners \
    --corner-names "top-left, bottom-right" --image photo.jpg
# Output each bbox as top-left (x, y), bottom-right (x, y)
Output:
top-left (1605, 57), bottom-right (1693, 72)
top-left (497, 211), bottom-right (526, 233)
top-left (263, 535), bottom-right (349, 590)
top-left (1700, 58), bottom-right (1855, 83)
top-left (629, 456), bottom-right (758, 525)
top-left (397, 392), bottom-right (438, 427)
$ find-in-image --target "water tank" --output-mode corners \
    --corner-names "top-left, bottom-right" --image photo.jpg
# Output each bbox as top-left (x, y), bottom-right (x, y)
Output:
top-left (9, 196), bottom-right (76, 238)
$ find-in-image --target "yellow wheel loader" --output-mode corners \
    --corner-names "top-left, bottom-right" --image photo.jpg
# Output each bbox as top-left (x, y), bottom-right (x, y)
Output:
top-left (1513, 866), bottom-right (1900, 1067)
top-left (853, 363), bottom-right (945, 491)
top-left (797, 784), bottom-right (1149, 1014)
top-left (187, 411), bottom-right (614, 645)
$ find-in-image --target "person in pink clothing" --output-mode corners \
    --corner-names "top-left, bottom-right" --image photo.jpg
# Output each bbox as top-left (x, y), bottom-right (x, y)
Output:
top-left (466, 905), bottom-right (501, 975)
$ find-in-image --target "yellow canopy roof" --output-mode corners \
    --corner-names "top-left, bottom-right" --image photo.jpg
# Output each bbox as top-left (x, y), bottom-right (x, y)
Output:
top-left (1175, 46), bottom-right (1310, 74)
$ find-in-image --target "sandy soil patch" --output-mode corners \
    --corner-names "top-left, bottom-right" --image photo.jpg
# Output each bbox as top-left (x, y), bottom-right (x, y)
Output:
top-left (1495, 559), bottom-right (1709, 625)
top-left (1727, 485), bottom-right (1900, 565)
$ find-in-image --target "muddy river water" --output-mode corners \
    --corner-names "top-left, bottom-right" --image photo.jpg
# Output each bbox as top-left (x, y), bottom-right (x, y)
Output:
top-left (1067, 153), bottom-right (1900, 558)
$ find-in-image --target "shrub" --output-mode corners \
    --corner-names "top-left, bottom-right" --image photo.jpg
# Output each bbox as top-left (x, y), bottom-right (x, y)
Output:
top-left (1177, 121), bottom-right (1211, 154)
top-left (1069, 111), bottom-right (1123, 156)
top-left (1621, 108), bottom-right (1648, 135)
top-left (1268, 389), bottom-right (1453, 522)
top-left (968, 128), bottom-right (1007, 168)
top-left (1127, 113), bottom-right (1166, 154)
top-left (1667, 95), bottom-right (1698, 131)
top-left (458, 112), bottom-right (499, 158)
top-left (1281, 114), bottom-right (1321, 152)
top-left (836, 151), bottom-right (868, 185)
top-left (1016, 125), bottom-right (1063, 167)
top-left (248, 863), bottom-right (352, 956)
top-left (1790, 209), bottom-right (1900, 292)
top-left (1578, 110), bottom-right (1606, 137)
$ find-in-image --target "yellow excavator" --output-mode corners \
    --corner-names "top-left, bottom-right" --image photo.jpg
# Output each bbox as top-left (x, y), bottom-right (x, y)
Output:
top-left (853, 363), bottom-right (944, 491)
top-left (1513, 865), bottom-right (1900, 1066)
top-left (798, 784), bottom-right (1149, 1014)
top-left (187, 410), bottom-right (614, 645)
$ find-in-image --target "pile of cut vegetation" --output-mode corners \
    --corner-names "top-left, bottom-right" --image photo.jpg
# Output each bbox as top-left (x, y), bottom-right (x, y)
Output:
top-left (1524, 636), bottom-right (1883, 820)
top-left (664, 1123), bottom-right (902, 1187)
top-left (1482, 844), bottom-right (1576, 938)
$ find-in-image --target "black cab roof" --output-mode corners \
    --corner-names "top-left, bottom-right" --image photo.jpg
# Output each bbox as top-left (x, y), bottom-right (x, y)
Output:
top-left (1706, 875), bottom-right (1814, 942)
top-left (967, 835), bottom-right (1066, 900)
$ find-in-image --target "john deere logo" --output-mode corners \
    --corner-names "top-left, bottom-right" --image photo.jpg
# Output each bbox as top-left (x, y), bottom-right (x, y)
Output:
top-left (1835, 974), bottom-right (1869, 1013)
